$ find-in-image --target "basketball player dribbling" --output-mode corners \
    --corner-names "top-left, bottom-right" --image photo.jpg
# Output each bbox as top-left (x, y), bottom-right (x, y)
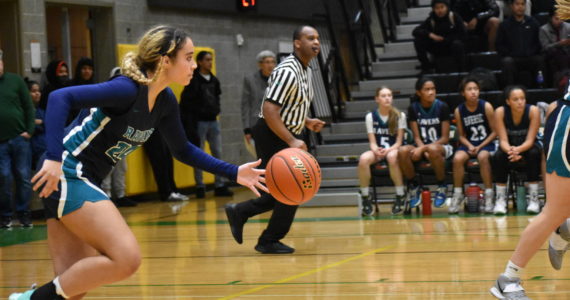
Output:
top-left (490, 2), bottom-right (570, 299)
top-left (9, 25), bottom-right (267, 300)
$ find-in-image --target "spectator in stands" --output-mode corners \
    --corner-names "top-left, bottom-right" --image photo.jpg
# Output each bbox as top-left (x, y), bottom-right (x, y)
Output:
top-left (539, 7), bottom-right (570, 88)
top-left (180, 51), bottom-right (233, 198)
top-left (0, 49), bottom-right (35, 228)
top-left (413, 0), bottom-right (466, 73)
top-left (492, 85), bottom-right (541, 215)
top-left (25, 78), bottom-right (45, 170)
top-left (496, 0), bottom-right (544, 88)
top-left (72, 57), bottom-right (95, 85)
top-left (39, 60), bottom-right (70, 110)
top-left (241, 50), bottom-right (277, 158)
top-left (449, 78), bottom-right (497, 214)
top-left (399, 77), bottom-right (452, 211)
top-left (358, 87), bottom-right (407, 216)
top-left (453, 0), bottom-right (500, 51)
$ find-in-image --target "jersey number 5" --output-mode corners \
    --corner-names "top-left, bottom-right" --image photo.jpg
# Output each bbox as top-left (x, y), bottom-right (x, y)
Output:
top-left (105, 141), bottom-right (135, 163)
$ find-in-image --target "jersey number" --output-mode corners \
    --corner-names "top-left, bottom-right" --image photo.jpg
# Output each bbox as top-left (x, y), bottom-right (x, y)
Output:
top-left (105, 141), bottom-right (135, 163)
top-left (421, 127), bottom-right (438, 143)
top-left (379, 136), bottom-right (391, 148)
top-left (469, 125), bottom-right (487, 142)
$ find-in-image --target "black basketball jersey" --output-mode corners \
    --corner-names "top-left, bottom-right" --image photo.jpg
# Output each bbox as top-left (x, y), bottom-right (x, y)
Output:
top-left (458, 100), bottom-right (492, 146)
top-left (371, 110), bottom-right (397, 148)
top-left (409, 99), bottom-right (449, 144)
top-left (504, 104), bottom-right (531, 146)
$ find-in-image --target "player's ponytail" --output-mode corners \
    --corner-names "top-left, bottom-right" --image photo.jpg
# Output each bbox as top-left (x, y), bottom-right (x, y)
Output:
top-left (556, 0), bottom-right (570, 20)
top-left (121, 25), bottom-right (189, 85)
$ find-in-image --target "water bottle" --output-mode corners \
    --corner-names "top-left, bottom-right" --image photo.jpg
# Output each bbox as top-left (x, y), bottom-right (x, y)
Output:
top-left (422, 188), bottom-right (432, 216)
top-left (478, 189), bottom-right (485, 213)
top-left (466, 183), bottom-right (481, 213)
top-left (537, 71), bottom-right (544, 88)
top-left (516, 186), bottom-right (526, 213)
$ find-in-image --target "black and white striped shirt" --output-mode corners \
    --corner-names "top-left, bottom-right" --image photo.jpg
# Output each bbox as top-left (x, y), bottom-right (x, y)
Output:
top-left (260, 54), bottom-right (314, 135)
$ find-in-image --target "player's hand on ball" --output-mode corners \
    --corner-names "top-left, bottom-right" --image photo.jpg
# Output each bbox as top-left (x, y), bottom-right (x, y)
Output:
top-left (237, 159), bottom-right (268, 197)
top-left (32, 159), bottom-right (63, 198)
top-left (288, 139), bottom-right (308, 151)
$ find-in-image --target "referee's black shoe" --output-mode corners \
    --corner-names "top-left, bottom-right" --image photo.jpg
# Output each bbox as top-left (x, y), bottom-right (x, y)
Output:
top-left (225, 203), bottom-right (246, 244)
top-left (255, 241), bottom-right (295, 254)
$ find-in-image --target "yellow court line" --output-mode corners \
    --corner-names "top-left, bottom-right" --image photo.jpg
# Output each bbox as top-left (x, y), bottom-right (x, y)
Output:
top-left (218, 244), bottom-right (396, 300)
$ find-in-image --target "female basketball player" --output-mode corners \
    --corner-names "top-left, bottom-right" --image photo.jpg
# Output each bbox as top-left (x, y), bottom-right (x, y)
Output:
top-left (492, 3), bottom-right (570, 290)
top-left (491, 86), bottom-right (541, 216)
top-left (357, 87), bottom-right (407, 216)
top-left (398, 77), bottom-right (452, 210)
top-left (449, 78), bottom-right (496, 214)
top-left (9, 25), bottom-right (267, 300)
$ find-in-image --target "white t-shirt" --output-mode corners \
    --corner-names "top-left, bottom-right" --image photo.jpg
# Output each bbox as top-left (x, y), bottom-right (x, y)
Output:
top-left (365, 111), bottom-right (407, 134)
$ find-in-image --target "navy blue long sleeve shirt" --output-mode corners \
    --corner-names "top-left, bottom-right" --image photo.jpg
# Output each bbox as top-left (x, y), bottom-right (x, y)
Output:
top-left (45, 75), bottom-right (238, 182)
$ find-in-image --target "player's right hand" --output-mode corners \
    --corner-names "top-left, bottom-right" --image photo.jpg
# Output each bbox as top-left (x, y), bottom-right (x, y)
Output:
top-left (289, 139), bottom-right (308, 151)
top-left (32, 159), bottom-right (62, 198)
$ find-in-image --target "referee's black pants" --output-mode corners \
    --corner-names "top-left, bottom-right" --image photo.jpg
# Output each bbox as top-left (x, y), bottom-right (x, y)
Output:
top-left (236, 118), bottom-right (299, 245)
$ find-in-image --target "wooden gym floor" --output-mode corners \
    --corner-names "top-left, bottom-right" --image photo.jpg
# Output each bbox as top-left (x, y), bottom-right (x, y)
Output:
top-left (1, 188), bottom-right (569, 299)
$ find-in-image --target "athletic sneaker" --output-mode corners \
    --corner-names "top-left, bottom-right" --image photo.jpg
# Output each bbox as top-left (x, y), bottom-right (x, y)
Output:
top-left (361, 194), bottom-right (374, 216)
top-left (434, 184), bottom-right (447, 208)
top-left (8, 284), bottom-right (36, 300)
top-left (391, 195), bottom-right (405, 215)
top-left (408, 184), bottom-right (421, 208)
top-left (549, 219), bottom-right (570, 270)
top-left (494, 194), bottom-right (507, 215)
top-left (526, 192), bottom-right (540, 214)
top-left (484, 193), bottom-right (495, 214)
top-left (490, 274), bottom-right (530, 300)
top-left (1, 216), bottom-right (12, 229)
top-left (448, 193), bottom-right (463, 214)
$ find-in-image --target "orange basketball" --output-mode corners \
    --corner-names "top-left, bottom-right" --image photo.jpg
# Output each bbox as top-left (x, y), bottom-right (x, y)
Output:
top-left (265, 148), bottom-right (322, 206)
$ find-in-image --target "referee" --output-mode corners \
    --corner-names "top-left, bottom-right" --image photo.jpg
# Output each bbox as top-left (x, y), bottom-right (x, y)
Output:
top-left (225, 25), bottom-right (325, 254)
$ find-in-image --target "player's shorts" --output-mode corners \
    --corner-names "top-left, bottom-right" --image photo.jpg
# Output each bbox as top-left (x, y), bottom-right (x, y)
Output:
top-left (544, 100), bottom-right (570, 178)
top-left (43, 151), bottom-right (109, 220)
top-left (443, 144), bottom-right (454, 159)
top-left (456, 143), bottom-right (496, 155)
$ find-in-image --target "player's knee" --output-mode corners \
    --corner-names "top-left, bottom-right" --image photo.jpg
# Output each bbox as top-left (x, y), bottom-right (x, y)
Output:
top-left (114, 246), bottom-right (142, 278)
top-left (477, 151), bottom-right (490, 161)
top-left (386, 150), bottom-right (398, 164)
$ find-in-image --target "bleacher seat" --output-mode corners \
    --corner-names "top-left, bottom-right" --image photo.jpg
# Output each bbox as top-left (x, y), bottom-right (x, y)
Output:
top-left (467, 52), bottom-right (501, 72)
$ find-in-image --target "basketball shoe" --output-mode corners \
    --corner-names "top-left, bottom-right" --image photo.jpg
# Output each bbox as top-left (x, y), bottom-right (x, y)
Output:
top-left (549, 219), bottom-right (570, 270)
top-left (489, 274), bottom-right (530, 299)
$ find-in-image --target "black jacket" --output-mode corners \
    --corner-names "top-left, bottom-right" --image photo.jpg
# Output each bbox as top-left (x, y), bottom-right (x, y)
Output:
top-left (413, 11), bottom-right (466, 44)
top-left (496, 15), bottom-right (542, 57)
top-left (453, 0), bottom-right (499, 23)
top-left (180, 69), bottom-right (222, 121)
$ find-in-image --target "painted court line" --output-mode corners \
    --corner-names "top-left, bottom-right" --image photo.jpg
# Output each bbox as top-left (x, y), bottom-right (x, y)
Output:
top-left (217, 244), bottom-right (395, 300)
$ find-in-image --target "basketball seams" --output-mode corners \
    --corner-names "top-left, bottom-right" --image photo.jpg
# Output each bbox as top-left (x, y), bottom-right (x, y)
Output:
top-left (270, 155), bottom-right (301, 204)
top-left (296, 151), bottom-right (318, 197)
top-left (278, 154), bottom-right (306, 201)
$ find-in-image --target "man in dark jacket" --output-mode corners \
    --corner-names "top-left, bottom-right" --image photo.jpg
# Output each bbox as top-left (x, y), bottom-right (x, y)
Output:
top-left (413, 0), bottom-right (466, 73)
top-left (496, 0), bottom-right (544, 87)
top-left (180, 51), bottom-right (233, 198)
top-left (453, 0), bottom-right (500, 51)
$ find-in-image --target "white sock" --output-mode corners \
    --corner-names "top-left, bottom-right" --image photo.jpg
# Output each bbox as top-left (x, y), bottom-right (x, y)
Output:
top-left (551, 231), bottom-right (569, 250)
top-left (529, 183), bottom-right (538, 195)
top-left (360, 187), bottom-right (369, 197)
top-left (395, 186), bottom-right (405, 196)
top-left (53, 277), bottom-right (69, 299)
top-left (504, 260), bottom-right (523, 279)
top-left (496, 186), bottom-right (507, 199)
top-left (485, 188), bottom-right (493, 197)
top-left (453, 187), bottom-right (463, 195)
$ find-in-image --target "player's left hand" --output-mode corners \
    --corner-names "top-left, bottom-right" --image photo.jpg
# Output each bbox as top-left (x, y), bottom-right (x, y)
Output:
top-left (305, 118), bottom-right (326, 132)
top-left (237, 159), bottom-right (268, 197)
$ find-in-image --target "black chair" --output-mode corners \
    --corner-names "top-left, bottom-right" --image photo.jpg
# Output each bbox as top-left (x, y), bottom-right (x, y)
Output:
top-left (432, 73), bottom-right (466, 94)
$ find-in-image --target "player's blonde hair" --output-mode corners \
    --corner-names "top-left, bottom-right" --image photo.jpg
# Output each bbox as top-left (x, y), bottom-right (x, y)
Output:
top-left (557, 0), bottom-right (570, 20)
top-left (375, 86), bottom-right (400, 136)
top-left (121, 25), bottom-right (189, 85)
